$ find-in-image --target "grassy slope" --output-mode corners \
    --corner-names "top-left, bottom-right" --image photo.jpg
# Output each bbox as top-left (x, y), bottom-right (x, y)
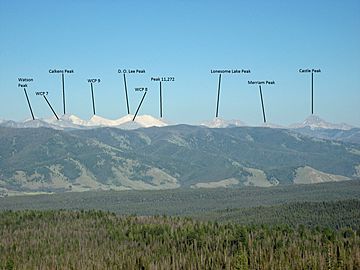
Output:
top-left (1, 126), bottom-right (360, 191)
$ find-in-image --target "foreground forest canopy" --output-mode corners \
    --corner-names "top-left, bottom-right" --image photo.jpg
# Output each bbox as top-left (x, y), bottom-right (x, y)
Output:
top-left (0, 210), bottom-right (359, 269)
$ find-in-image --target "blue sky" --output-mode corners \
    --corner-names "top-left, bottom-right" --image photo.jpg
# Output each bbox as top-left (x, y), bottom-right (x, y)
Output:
top-left (0, 0), bottom-right (359, 126)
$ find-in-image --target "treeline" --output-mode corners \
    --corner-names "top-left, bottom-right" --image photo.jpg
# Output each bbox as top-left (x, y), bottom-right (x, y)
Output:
top-left (0, 210), bottom-right (359, 269)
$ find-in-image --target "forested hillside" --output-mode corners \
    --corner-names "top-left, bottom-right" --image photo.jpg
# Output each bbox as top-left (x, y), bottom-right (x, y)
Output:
top-left (1, 126), bottom-right (359, 194)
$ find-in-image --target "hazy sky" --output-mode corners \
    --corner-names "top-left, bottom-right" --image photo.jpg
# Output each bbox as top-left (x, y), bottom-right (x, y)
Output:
top-left (1, 0), bottom-right (359, 126)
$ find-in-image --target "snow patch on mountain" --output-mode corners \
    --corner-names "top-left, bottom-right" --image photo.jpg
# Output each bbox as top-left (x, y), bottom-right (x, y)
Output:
top-left (290, 115), bottom-right (354, 130)
top-left (133, 115), bottom-right (168, 128)
top-left (260, 122), bottom-right (284, 129)
top-left (88, 115), bottom-right (119, 126)
top-left (42, 115), bottom-right (88, 129)
top-left (61, 114), bottom-right (90, 126)
top-left (201, 118), bottom-right (247, 128)
top-left (1, 119), bottom-right (57, 129)
top-left (86, 114), bottom-right (168, 129)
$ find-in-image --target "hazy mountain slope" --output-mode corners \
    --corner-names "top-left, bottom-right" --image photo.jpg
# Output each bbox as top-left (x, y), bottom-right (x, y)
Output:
top-left (293, 127), bottom-right (360, 144)
top-left (0, 127), bottom-right (177, 192)
top-left (201, 118), bottom-right (247, 128)
top-left (1, 125), bottom-right (359, 193)
top-left (288, 115), bottom-right (360, 144)
top-left (130, 126), bottom-right (360, 184)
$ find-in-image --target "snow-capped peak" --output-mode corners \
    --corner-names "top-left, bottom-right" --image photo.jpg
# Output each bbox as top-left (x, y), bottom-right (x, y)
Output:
top-left (22, 119), bottom-right (56, 129)
top-left (290, 115), bottom-right (353, 130)
top-left (133, 115), bottom-right (168, 128)
top-left (89, 115), bottom-right (119, 126)
top-left (114, 114), bottom-right (135, 125)
top-left (201, 118), bottom-right (247, 128)
top-left (37, 114), bottom-right (86, 129)
top-left (87, 114), bottom-right (168, 129)
top-left (60, 114), bottom-right (90, 126)
top-left (19, 113), bottom-right (170, 130)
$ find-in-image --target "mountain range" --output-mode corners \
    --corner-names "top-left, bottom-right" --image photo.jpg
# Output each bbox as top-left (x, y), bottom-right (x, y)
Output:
top-left (2, 113), bottom-right (359, 145)
top-left (0, 114), bottom-right (357, 130)
top-left (0, 120), bottom-right (359, 195)
top-left (0, 114), bottom-right (168, 130)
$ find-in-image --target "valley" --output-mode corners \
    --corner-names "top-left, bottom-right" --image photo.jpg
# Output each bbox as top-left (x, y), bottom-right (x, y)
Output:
top-left (1, 180), bottom-right (359, 218)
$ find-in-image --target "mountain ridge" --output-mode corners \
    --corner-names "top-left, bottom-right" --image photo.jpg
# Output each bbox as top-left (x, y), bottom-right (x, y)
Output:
top-left (1, 114), bottom-right (357, 130)
top-left (0, 114), bottom-right (169, 130)
top-left (1, 125), bottom-right (359, 195)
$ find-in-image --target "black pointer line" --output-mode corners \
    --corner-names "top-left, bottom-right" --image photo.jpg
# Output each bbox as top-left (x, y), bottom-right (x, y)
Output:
top-left (160, 81), bottom-right (163, 118)
top-left (91, 83), bottom-right (96, 115)
top-left (259, 85), bottom-right (266, 123)
top-left (311, 71), bottom-right (314, 115)
top-left (215, 74), bottom-right (222, 118)
top-left (23, 88), bottom-right (35, 120)
top-left (133, 91), bottom-right (147, 121)
top-left (62, 73), bottom-right (66, 115)
top-left (43, 95), bottom-right (59, 120)
top-left (123, 73), bottom-right (130, 114)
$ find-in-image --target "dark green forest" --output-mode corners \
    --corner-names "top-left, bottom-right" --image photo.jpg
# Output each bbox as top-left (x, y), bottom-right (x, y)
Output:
top-left (1, 209), bottom-right (359, 270)
top-left (1, 181), bottom-right (359, 217)
top-left (209, 200), bottom-right (360, 230)
top-left (1, 182), bottom-right (359, 269)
